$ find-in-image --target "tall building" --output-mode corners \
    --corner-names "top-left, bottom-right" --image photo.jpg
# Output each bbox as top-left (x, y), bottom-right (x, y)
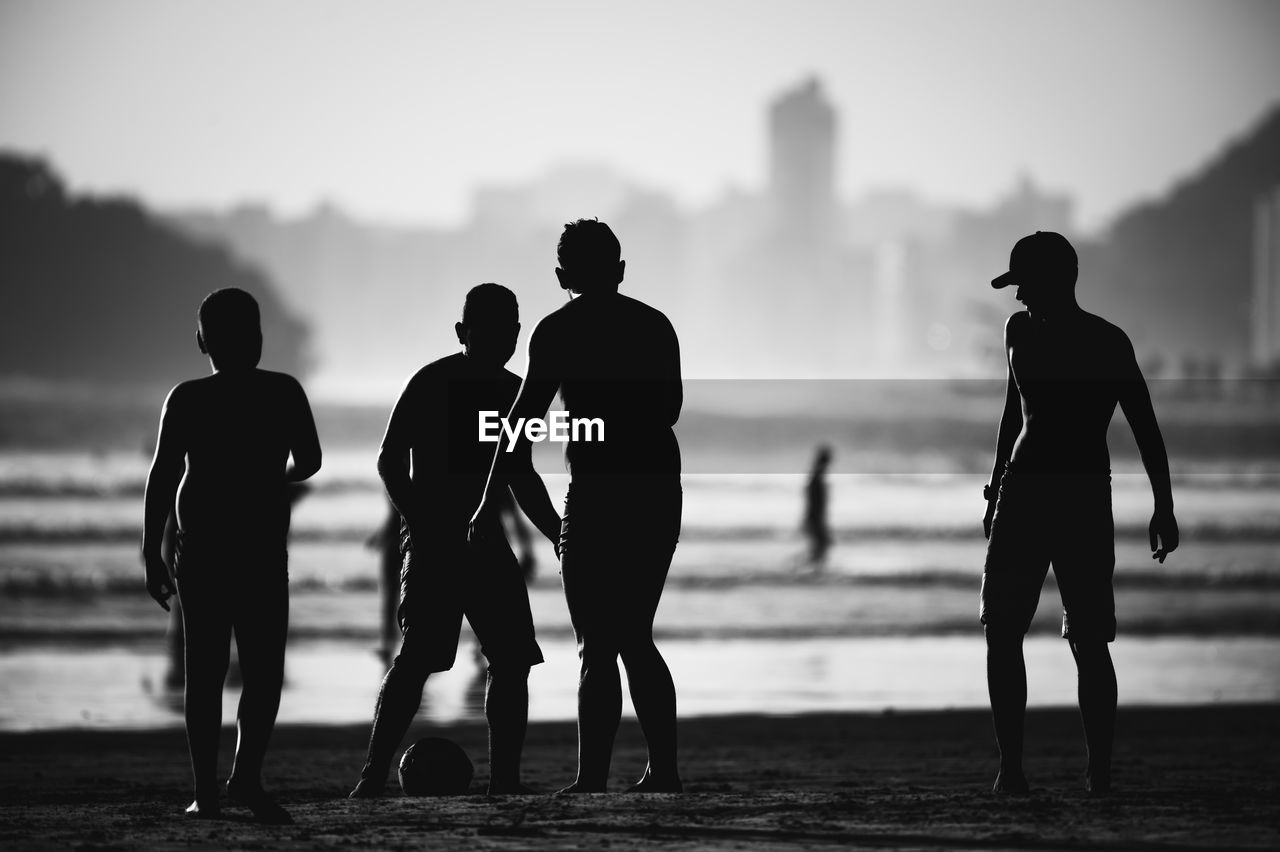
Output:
top-left (768, 77), bottom-right (837, 242)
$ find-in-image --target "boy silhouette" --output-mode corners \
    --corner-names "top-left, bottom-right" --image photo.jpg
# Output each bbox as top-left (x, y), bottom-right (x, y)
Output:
top-left (142, 287), bottom-right (321, 822)
top-left (981, 232), bottom-right (1179, 796)
top-left (471, 219), bottom-right (684, 794)
top-left (349, 283), bottom-right (561, 798)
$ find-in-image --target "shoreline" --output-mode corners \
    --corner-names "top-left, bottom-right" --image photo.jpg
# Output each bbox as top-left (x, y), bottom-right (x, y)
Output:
top-left (2, 705), bottom-right (1277, 849)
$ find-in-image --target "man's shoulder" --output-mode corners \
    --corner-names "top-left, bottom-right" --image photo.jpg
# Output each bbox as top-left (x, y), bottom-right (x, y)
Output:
top-left (619, 293), bottom-right (669, 318)
top-left (162, 378), bottom-right (197, 412)
top-left (1080, 311), bottom-right (1133, 350)
top-left (1003, 310), bottom-right (1031, 339)
top-left (164, 374), bottom-right (218, 406)
top-left (407, 352), bottom-right (465, 383)
top-left (256, 369), bottom-right (306, 393)
top-left (618, 294), bottom-right (676, 336)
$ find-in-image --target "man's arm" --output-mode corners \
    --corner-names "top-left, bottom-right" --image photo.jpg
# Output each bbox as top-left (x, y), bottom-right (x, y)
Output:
top-left (1116, 333), bottom-right (1178, 562)
top-left (470, 319), bottom-right (561, 545)
top-left (506, 425), bottom-right (562, 547)
top-left (660, 314), bottom-right (683, 427)
top-left (377, 376), bottom-right (422, 543)
top-left (984, 320), bottom-right (1022, 538)
top-left (286, 377), bottom-right (322, 482)
top-left (141, 386), bottom-right (184, 611)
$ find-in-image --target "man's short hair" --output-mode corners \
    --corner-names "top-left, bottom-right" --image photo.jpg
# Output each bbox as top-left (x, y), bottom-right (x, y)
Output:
top-left (198, 287), bottom-right (260, 342)
top-left (557, 218), bottom-right (621, 275)
top-left (462, 282), bottom-right (519, 326)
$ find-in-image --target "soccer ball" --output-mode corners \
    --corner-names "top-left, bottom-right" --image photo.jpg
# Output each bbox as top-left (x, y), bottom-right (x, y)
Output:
top-left (398, 737), bottom-right (474, 796)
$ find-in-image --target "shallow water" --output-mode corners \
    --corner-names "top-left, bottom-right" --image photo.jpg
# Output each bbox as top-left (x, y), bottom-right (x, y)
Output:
top-left (1, 635), bottom-right (1276, 732)
top-left (3, 451), bottom-right (1279, 731)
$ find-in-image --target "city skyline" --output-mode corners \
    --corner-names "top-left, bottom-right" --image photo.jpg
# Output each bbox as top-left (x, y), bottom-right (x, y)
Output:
top-left (2, 0), bottom-right (1278, 232)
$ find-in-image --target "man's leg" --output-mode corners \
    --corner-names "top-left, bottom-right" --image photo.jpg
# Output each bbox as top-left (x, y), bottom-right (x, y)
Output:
top-left (985, 627), bottom-right (1030, 794)
top-left (484, 664), bottom-right (531, 793)
top-left (1069, 639), bottom-right (1116, 795)
top-left (349, 640), bottom-right (436, 797)
top-left (177, 575), bottom-right (232, 817)
top-left (561, 634), bottom-right (623, 793)
top-left (226, 572), bottom-right (291, 823)
top-left (619, 539), bottom-right (681, 793)
top-left (980, 476), bottom-right (1044, 796)
top-left (620, 634), bottom-right (681, 792)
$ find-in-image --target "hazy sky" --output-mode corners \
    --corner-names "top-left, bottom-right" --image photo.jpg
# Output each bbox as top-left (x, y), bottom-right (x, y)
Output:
top-left (2, 0), bottom-right (1277, 231)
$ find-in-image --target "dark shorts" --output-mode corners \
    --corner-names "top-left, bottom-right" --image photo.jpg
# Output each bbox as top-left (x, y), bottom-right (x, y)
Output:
top-left (980, 468), bottom-right (1116, 642)
top-left (172, 530), bottom-right (290, 665)
top-left (396, 525), bottom-right (543, 674)
top-left (559, 477), bottom-right (682, 649)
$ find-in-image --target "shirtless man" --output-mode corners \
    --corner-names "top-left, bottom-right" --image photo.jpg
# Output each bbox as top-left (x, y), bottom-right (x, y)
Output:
top-left (471, 219), bottom-right (684, 793)
top-left (142, 287), bottom-right (321, 822)
top-left (349, 283), bottom-right (561, 798)
top-left (981, 231), bottom-right (1179, 796)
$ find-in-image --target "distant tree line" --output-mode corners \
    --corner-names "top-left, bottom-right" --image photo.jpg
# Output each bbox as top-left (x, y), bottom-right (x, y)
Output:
top-left (1, 154), bottom-right (309, 389)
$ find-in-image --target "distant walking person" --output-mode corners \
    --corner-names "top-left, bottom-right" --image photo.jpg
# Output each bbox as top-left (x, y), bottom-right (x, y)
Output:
top-left (803, 445), bottom-right (833, 566)
top-left (980, 232), bottom-right (1178, 796)
top-left (349, 283), bottom-right (561, 798)
top-left (142, 288), bottom-right (321, 822)
top-left (471, 219), bottom-right (684, 793)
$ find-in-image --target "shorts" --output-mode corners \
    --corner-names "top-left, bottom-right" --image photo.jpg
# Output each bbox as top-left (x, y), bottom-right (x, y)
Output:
top-left (980, 467), bottom-right (1116, 642)
top-left (172, 529), bottom-right (290, 661)
top-left (559, 476), bottom-right (682, 647)
top-left (172, 528), bottom-right (289, 586)
top-left (396, 522), bottom-right (543, 674)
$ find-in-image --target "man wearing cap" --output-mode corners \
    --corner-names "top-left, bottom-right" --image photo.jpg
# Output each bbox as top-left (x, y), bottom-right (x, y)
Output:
top-left (980, 231), bottom-right (1179, 796)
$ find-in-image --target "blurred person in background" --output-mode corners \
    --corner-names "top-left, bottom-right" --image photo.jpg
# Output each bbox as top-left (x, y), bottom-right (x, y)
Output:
top-left (802, 445), bottom-right (833, 568)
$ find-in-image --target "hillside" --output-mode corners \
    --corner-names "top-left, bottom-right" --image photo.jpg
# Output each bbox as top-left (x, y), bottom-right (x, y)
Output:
top-left (0, 154), bottom-right (309, 389)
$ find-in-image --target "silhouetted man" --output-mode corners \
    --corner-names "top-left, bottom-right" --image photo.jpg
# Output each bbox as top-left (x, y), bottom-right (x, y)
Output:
top-left (803, 445), bottom-right (833, 566)
top-left (142, 287), bottom-right (321, 822)
top-left (980, 231), bottom-right (1179, 796)
top-left (349, 283), bottom-right (561, 798)
top-left (472, 219), bottom-right (684, 794)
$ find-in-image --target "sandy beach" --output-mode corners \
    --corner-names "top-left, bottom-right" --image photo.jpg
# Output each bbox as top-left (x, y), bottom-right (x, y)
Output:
top-left (2, 705), bottom-right (1277, 850)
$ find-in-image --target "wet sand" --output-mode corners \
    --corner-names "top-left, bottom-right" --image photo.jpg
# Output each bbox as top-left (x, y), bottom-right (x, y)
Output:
top-left (2, 705), bottom-right (1277, 850)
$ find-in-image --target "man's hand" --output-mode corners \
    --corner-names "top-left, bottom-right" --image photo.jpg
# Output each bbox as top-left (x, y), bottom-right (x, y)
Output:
top-left (1149, 508), bottom-right (1179, 563)
top-left (144, 551), bottom-right (176, 611)
top-left (982, 484), bottom-right (998, 540)
top-left (467, 496), bottom-right (495, 545)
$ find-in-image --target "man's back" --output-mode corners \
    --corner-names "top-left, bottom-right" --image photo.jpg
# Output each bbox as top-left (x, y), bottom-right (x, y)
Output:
top-left (1007, 309), bottom-right (1140, 474)
top-left (532, 291), bottom-right (681, 478)
top-left (387, 352), bottom-right (521, 527)
top-left (171, 368), bottom-right (310, 540)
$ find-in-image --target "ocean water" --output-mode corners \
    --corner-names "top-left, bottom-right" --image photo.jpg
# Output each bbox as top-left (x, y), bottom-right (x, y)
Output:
top-left (1, 450), bottom-right (1278, 730)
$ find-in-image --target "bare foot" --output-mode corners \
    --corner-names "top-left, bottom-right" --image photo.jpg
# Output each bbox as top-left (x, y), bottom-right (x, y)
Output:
top-left (184, 799), bottom-right (220, 819)
top-left (625, 770), bottom-right (683, 794)
top-left (992, 769), bottom-right (1030, 795)
top-left (556, 781), bottom-right (606, 795)
top-left (347, 777), bottom-right (386, 799)
top-left (226, 779), bottom-right (293, 824)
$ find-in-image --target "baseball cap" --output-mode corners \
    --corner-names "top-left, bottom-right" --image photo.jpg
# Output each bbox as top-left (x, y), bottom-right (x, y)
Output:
top-left (991, 231), bottom-right (1077, 289)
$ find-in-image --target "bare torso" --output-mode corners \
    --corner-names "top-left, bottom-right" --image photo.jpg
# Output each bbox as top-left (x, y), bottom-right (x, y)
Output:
top-left (172, 370), bottom-right (303, 540)
top-left (1006, 309), bottom-right (1136, 475)
top-left (536, 292), bottom-right (682, 479)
